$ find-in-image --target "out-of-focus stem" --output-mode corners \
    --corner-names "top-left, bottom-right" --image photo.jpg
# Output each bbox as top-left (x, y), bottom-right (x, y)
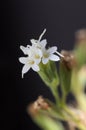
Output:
top-left (75, 93), bottom-right (86, 112)
top-left (63, 105), bottom-right (86, 130)
top-left (50, 87), bottom-right (60, 106)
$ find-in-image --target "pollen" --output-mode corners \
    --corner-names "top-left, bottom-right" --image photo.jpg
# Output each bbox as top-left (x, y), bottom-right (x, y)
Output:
top-left (43, 53), bottom-right (49, 58)
top-left (29, 60), bottom-right (35, 65)
top-left (35, 54), bottom-right (40, 59)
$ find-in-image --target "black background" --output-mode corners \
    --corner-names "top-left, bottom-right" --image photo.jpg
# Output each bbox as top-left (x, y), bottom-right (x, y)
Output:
top-left (2, 0), bottom-right (86, 130)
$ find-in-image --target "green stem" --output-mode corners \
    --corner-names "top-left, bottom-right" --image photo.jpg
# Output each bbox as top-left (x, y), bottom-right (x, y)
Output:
top-left (61, 92), bottom-right (67, 105)
top-left (50, 87), bottom-right (60, 106)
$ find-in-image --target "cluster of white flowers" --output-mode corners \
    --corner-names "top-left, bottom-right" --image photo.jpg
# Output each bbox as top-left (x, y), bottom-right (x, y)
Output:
top-left (19, 29), bottom-right (64, 78)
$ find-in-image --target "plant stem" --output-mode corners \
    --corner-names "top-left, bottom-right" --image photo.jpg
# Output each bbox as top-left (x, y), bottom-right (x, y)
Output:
top-left (63, 106), bottom-right (86, 130)
top-left (50, 87), bottom-right (60, 106)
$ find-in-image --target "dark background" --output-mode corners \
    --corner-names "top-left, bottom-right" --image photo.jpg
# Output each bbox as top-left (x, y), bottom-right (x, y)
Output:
top-left (2, 0), bottom-right (86, 130)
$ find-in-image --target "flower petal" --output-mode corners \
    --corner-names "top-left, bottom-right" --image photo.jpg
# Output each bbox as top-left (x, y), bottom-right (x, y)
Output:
top-left (47, 46), bottom-right (57, 54)
top-left (34, 58), bottom-right (41, 64)
top-left (49, 54), bottom-right (60, 61)
top-left (34, 48), bottom-right (42, 57)
top-left (40, 39), bottom-right (47, 48)
top-left (19, 57), bottom-right (28, 64)
top-left (20, 45), bottom-right (30, 55)
top-left (42, 57), bottom-right (49, 64)
top-left (22, 64), bottom-right (30, 78)
top-left (32, 64), bottom-right (40, 72)
top-left (30, 39), bottom-right (37, 45)
top-left (29, 46), bottom-right (42, 60)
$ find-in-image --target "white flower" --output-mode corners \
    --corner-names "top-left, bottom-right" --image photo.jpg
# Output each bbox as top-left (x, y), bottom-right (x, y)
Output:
top-left (30, 29), bottom-right (47, 49)
top-left (20, 45), bottom-right (43, 64)
top-left (42, 46), bottom-right (60, 64)
top-left (19, 29), bottom-right (64, 78)
top-left (19, 56), bottom-right (40, 78)
top-left (27, 46), bottom-right (43, 64)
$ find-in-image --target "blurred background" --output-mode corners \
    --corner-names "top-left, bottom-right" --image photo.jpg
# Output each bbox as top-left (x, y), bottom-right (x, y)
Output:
top-left (2, 0), bottom-right (86, 130)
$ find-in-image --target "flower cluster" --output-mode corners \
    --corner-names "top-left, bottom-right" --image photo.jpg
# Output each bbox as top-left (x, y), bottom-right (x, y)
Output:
top-left (19, 29), bottom-right (63, 78)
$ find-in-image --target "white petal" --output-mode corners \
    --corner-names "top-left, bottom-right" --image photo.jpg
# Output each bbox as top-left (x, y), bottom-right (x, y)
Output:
top-left (47, 46), bottom-right (57, 54)
top-left (20, 45), bottom-right (29, 55)
top-left (34, 58), bottom-right (41, 64)
top-left (42, 57), bottom-right (49, 64)
top-left (40, 39), bottom-right (47, 48)
top-left (30, 39), bottom-right (37, 44)
top-left (19, 57), bottom-right (28, 64)
top-left (22, 64), bottom-right (30, 78)
top-left (49, 54), bottom-right (60, 61)
top-left (30, 47), bottom-right (42, 58)
top-left (36, 48), bottom-right (43, 57)
top-left (32, 64), bottom-right (40, 72)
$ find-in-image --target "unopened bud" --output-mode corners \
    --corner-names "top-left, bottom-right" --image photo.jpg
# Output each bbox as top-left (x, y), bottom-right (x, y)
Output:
top-left (61, 50), bottom-right (76, 69)
top-left (27, 96), bottom-right (50, 116)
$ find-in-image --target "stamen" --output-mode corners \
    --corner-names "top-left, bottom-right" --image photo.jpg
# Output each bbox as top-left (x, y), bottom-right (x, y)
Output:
top-left (29, 60), bottom-right (35, 65)
top-left (55, 51), bottom-right (64, 57)
top-left (38, 29), bottom-right (46, 41)
top-left (35, 54), bottom-right (40, 59)
top-left (43, 53), bottom-right (49, 58)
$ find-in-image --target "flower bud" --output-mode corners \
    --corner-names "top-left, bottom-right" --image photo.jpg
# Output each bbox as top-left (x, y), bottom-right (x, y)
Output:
top-left (61, 50), bottom-right (76, 69)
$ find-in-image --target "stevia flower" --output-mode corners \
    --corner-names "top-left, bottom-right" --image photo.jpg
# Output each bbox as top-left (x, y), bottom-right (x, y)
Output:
top-left (19, 29), bottom-right (64, 78)
top-left (42, 46), bottom-right (60, 64)
top-left (27, 46), bottom-right (43, 64)
top-left (19, 56), bottom-right (40, 78)
top-left (20, 45), bottom-right (43, 64)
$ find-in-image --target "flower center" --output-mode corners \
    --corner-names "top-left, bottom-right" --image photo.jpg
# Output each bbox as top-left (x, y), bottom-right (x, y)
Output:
top-left (29, 60), bottom-right (35, 65)
top-left (35, 54), bottom-right (40, 59)
top-left (43, 53), bottom-right (49, 58)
